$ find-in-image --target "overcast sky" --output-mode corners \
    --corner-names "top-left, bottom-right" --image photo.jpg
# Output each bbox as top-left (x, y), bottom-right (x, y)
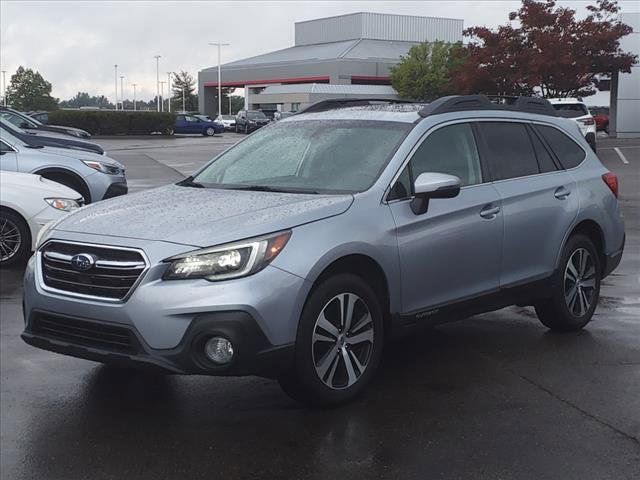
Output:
top-left (1, 0), bottom-right (638, 102)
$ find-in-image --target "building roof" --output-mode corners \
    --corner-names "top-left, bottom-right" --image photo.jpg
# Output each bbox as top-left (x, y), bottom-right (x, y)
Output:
top-left (201, 38), bottom-right (419, 72)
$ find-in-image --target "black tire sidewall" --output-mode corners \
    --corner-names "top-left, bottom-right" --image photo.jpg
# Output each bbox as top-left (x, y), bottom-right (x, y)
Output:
top-left (289, 273), bottom-right (384, 406)
top-left (0, 210), bottom-right (30, 266)
top-left (538, 234), bottom-right (601, 331)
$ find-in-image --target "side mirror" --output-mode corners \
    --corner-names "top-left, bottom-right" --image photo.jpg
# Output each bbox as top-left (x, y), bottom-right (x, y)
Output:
top-left (411, 172), bottom-right (461, 215)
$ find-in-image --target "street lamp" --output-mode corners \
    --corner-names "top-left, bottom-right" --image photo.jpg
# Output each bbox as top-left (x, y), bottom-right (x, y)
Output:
top-left (1, 70), bottom-right (6, 106)
top-left (114, 64), bottom-right (118, 110)
top-left (132, 83), bottom-right (137, 111)
top-left (154, 55), bottom-right (161, 112)
top-left (166, 72), bottom-right (172, 112)
top-left (159, 81), bottom-right (165, 113)
top-left (209, 42), bottom-right (230, 116)
top-left (120, 75), bottom-right (125, 110)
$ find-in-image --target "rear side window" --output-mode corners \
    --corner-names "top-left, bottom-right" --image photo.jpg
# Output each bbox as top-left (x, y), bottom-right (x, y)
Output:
top-left (536, 125), bottom-right (586, 169)
top-left (476, 122), bottom-right (539, 180)
top-left (528, 127), bottom-right (558, 173)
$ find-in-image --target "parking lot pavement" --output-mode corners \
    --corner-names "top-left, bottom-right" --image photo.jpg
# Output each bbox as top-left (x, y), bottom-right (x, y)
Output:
top-left (1, 136), bottom-right (638, 479)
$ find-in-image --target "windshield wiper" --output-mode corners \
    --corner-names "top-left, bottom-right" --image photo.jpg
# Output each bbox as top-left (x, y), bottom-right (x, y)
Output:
top-left (177, 177), bottom-right (204, 188)
top-left (230, 185), bottom-right (319, 194)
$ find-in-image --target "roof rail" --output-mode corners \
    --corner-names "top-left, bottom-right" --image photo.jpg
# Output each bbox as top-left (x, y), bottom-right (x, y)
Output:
top-left (297, 98), bottom-right (415, 115)
top-left (417, 95), bottom-right (558, 118)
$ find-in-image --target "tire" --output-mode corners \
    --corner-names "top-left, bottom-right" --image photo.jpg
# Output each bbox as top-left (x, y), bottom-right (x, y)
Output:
top-left (38, 171), bottom-right (91, 204)
top-left (534, 234), bottom-right (601, 332)
top-left (244, 124), bottom-right (249, 134)
top-left (278, 273), bottom-right (384, 406)
top-left (166, 127), bottom-right (175, 136)
top-left (604, 123), bottom-right (610, 135)
top-left (0, 209), bottom-right (31, 267)
top-left (204, 127), bottom-right (215, 136)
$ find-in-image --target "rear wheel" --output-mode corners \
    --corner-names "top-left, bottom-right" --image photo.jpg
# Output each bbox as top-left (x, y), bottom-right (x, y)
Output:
top-left (204, 127), bottom-right (215, 136)
top-left (278, 274), bottom-right (384, 406)
top-left (0, 210), bottom-right (30, 266)
top-left (535, 234), bottom-right (601, 332)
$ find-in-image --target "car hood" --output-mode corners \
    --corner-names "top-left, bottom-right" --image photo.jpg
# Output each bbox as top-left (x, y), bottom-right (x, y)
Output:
top-left (53, 184), bottom-right (353, 247)
top-left (36, 146), bottom-right (125, 169)
top-left (49, 124), bottom-right (90, 135)
top-left (0, 171), bottom-right (82, 198)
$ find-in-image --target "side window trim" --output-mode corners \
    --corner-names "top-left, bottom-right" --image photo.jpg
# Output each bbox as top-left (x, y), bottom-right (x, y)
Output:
top-left (0, 140), bottom-right (16, 152)
top-left (384, 120), bottom-right (487, 203)
top-left (525, 124), bottom-right (563, 171)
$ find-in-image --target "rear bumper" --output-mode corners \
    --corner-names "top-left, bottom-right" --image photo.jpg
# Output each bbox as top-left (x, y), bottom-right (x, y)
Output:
top-left (603, 234), bottom-right (625, 278)
top-left (22, 309), bottom-right (294, 377)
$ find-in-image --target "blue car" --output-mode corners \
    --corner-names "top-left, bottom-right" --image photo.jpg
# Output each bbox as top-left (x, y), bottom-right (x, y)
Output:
top-left (174, 114), bottom-right (224, 136)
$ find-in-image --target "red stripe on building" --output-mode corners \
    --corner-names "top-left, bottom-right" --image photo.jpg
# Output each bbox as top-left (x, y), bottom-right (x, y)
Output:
top-left (204, 76), bottom-right (331, 88)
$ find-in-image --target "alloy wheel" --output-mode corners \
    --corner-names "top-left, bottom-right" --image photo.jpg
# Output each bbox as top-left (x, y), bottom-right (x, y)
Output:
top-left (0, 217), bottom-right (22, 262)
top-left (564, 248), bottom-right (596, 317)
top-left (312, 293), bottom-right (375, 389)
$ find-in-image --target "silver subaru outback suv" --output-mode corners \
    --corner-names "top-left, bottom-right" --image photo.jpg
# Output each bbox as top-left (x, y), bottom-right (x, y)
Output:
top-left (22, 96), bottom-right (625, 406)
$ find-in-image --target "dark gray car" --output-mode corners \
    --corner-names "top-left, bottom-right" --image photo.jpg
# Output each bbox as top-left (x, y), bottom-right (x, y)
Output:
top-left (1, 106), bottom-right (91, 139)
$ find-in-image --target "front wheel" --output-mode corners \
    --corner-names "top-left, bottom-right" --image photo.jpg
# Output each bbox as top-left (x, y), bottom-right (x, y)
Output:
top-left (204, 127), bottom-right (215, 136)
top-left (279, 274), bottom-right (384, 406)
top-left (534, 234), bottom-right (601, 332)
top-left (0, 209), bottom-right (30, 266)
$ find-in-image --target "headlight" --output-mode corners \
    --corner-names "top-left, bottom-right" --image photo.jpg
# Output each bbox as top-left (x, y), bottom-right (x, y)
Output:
top-left (44, 198), bottom-right (80, 211)
top-left (163, 230), bottom-right (291, 281)
top-left (82, 160), bottom-right (123, 175)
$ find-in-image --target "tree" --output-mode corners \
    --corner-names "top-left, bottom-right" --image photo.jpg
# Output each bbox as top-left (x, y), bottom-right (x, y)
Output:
top-left (5, 66), bottom-right (58, 110)
top-left (455, 0), bottom-right (637, 97)
top-left (390, 41), bottom-right (466, 100)
top-left (171, 70), bottom-right (197, 112)
top-left (59, 92), bottom-right (114, 109)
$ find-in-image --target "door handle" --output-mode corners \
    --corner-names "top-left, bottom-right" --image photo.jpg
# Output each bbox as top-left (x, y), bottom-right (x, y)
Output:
top-left (554, 186), bottom-right (571, 200)
top-left (480, 205), bottom-right (501, 219)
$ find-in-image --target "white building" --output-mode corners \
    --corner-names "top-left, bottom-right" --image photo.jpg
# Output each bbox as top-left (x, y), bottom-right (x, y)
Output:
top-left (611, 12), bottom-right (640, 138)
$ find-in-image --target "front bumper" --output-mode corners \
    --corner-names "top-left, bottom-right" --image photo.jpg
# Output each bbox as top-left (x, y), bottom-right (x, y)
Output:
top-left (22, 309), bottom-right (293, 377)
top-left (22, 241), bottom-right (309, 377)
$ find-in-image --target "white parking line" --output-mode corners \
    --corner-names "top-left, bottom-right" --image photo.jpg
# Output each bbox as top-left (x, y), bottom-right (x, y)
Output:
top-left (614, 147), bottom-right (629, 165)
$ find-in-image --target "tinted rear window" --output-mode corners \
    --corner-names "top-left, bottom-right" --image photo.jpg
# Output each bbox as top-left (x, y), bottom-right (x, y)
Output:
top-left (477, 122), bottom-right (539, 180)
top-left (535, 125), bottom-right (586, 169)
top-left (552, 103), bottom-right (589, 118)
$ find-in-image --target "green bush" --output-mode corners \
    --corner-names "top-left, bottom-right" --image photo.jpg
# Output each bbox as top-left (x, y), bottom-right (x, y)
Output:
top-left (47, 110), bottom-right (176, 135)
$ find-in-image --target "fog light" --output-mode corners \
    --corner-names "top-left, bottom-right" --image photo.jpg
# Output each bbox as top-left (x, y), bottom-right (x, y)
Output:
top-left (204, 337), bottom-right (234, 365)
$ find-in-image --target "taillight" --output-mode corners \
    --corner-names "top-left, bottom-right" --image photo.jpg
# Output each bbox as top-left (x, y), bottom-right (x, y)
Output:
top-left (602, 172), bottom-right (619, 198)
top-left (580, 118), bottom-right (595, 126)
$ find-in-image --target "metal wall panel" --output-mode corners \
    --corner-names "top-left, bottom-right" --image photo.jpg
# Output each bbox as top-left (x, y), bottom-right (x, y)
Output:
top-left (295, 12), bottom-right (463, 46)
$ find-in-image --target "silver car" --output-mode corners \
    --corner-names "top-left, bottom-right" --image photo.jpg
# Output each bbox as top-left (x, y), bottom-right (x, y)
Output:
top-left (21, 96), bottom-right (625, 405)
top-left (0, 130), bottom-right (127, 203)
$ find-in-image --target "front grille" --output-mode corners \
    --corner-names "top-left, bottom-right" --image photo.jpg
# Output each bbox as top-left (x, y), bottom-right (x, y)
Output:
top-left (31, 313), bottom-right (139, 354)
top-left (40, 241), bottom-right (147, 301)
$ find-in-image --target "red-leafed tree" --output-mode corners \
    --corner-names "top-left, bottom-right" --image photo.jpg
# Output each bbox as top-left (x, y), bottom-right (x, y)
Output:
top-left (453, 0), bottom-right (637, 98)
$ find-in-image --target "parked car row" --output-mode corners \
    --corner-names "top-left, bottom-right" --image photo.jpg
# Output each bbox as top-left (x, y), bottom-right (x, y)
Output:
top-left (1, 106), bottom-right (91, 139)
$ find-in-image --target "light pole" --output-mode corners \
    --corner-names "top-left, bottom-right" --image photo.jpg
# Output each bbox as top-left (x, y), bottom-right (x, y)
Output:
top-left (154, 55), bottom-right (161, 112)
top-left (166, 72), bottom-right (172, 112)
top-left (209, 42), bottom-right (230, 116)
top-left (1, 70), bottom-right (6, 106)
top-left (120, 75), bottom-right (124, 110)
top-left (182, 86), bottom-right (186, 113)
top-left (159, 81), bottom-right (165, 113)
top-left (132, 83), bottom-right (137, 111)
top-left (114, 64), bottom-right (118, 110)
top-left (228, 94), bottom-right (231, 115)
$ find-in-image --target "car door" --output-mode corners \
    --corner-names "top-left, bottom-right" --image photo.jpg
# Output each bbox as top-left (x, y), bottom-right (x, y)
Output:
top-left (475, 121), bottom-right (579, 287)
top-left (388, 122), bottom-right (503, 314)
top-left (0, 140), bottom-right (18, 171)
top-left (185, 115), bottom-right (202, 134)
top-left (174, 115), bottom-right (186, 134)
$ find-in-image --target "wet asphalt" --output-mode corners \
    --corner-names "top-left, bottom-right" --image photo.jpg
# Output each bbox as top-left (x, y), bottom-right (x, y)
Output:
top-left (1, 134), bottom-right (638, 479)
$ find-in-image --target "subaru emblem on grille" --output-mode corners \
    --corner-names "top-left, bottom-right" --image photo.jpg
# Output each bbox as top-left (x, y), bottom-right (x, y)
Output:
top-left (70, 253), bottom-right (96, 271)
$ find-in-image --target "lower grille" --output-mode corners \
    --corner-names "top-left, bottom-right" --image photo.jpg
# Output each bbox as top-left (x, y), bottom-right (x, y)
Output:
top-left (31, 313), bottom-right (140, 354)
top-left (40, 241), bottom-right (147, 301)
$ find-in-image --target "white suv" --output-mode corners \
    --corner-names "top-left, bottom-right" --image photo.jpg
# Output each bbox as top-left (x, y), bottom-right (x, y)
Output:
top-left (548, 98), bottom-right (596, 151)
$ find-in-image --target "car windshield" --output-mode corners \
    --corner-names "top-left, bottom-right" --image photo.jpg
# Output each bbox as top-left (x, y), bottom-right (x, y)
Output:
top-left (221, 115), bottom-right (234, 120)
top-left (191, 120), bottom-right (410, 194)
top-left (552, 103), bottom-right (589, 118)
top-left (0, 111), bottom-right (40, 129)
top-left (247, 111), bottom-right (267, 120)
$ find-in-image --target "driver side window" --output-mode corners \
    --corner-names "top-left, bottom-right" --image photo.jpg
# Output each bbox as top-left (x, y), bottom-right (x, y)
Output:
top-left (389, 123), bottom-right (482, 200)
